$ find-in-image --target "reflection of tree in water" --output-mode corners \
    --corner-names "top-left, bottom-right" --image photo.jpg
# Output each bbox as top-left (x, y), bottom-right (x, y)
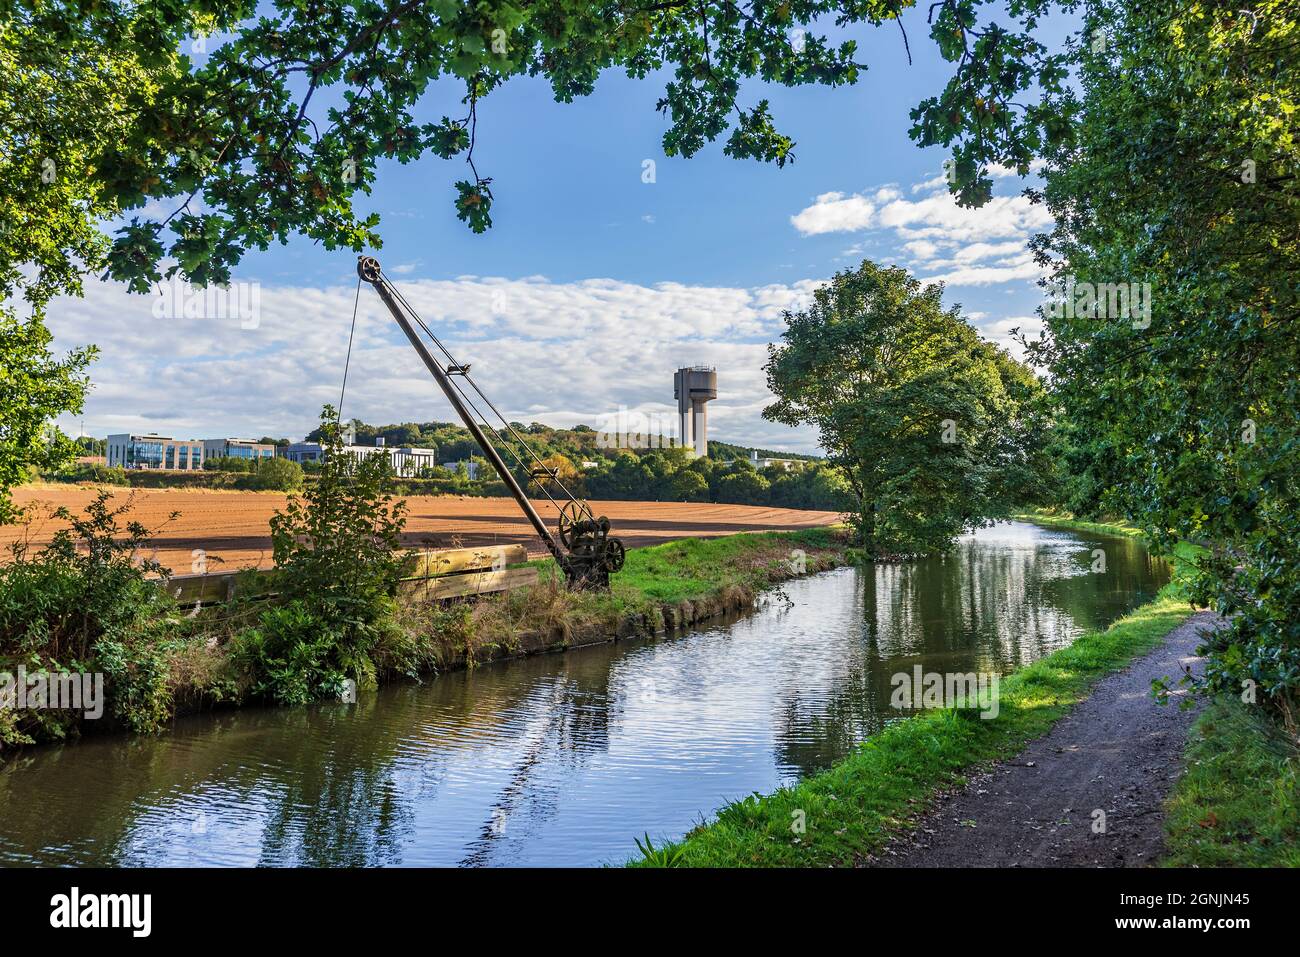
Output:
top-left (769, 527), bottom-right (1169, 779)
top-left (253, 704), bottom-right (415, 866)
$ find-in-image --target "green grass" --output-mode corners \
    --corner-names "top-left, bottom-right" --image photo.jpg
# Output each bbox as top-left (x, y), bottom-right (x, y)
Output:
top-left (1012, 507), bottom-right (1146, 540)
top-left (616, 527), bottom-right (845, 603)
top-left (525, 527), bottom-right (848, 606)
top-left (629, 514), bottom-right (1201, 867)
top-left (1162, 697), bottom-right (1300, 867)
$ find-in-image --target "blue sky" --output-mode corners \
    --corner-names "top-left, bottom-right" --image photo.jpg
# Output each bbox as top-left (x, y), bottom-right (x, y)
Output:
top-left (47, 6), bottom-right (1070, 454)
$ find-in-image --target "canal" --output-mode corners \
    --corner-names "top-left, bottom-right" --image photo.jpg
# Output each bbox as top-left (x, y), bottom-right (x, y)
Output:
top-left (0, 521), bottom-right (1169, 866)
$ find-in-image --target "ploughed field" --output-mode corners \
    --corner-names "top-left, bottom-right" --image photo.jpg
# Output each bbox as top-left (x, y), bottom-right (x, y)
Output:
top-left (3, 486), bottom-right (842, 573)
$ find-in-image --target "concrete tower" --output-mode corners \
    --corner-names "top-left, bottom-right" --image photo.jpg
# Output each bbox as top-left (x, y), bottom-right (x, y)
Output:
top-left (674, 366), bottom-right (718, 457)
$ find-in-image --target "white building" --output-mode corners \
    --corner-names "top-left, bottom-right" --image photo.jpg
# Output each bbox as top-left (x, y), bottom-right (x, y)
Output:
top-left (750, 449), bottom-right (804, 471)
top-left (281, 439), bottom-right (437, 477)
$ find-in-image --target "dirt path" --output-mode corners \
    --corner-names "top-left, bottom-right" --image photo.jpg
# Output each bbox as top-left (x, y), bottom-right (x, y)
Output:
top-left (874, 611), bottom-right (1224, 868)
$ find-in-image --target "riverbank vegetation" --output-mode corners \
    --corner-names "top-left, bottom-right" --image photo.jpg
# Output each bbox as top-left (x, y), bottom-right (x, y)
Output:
top-left (630, 520), bottom-right (1202, 867)
top-left (1162, 697), bottom-right (1300, 868)
top-left (0, 416), bottom-right (850, 752)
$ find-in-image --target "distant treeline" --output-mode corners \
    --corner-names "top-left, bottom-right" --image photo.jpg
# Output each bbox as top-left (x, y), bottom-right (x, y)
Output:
top-left (305, 419), bottom-right (850, 511)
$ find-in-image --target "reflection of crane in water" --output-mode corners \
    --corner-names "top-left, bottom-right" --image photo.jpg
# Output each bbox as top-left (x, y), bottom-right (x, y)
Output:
top-left (458, 668), bottom-right (613, 867)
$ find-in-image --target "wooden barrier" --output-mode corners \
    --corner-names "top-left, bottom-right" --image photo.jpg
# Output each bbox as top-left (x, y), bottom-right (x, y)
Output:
top-left (163, 544), bottom-right (536, 606)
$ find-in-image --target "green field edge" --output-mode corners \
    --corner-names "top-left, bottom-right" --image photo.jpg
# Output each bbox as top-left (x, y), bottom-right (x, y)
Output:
top-left (628, 512), bottom-right (1201, 867)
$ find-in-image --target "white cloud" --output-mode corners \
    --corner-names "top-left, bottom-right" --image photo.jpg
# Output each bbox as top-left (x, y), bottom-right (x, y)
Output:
top-left (793, 172), bottom-right (1052, 288)
top-left (919, 253), bottom-right (1044, 287)
top-left (970, 314), bottom-right (1043, 361)
top-left (876, 192), bottom-right (1051, 244)
top-left (44, 273), bottom-right (828, 453)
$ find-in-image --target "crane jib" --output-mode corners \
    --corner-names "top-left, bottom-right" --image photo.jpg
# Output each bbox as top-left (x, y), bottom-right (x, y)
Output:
top-left (355, 255), bottom-right (624, 588)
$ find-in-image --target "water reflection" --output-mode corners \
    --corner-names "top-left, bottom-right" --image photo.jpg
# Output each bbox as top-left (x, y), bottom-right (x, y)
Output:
top-left (0, 521), bottom-right (1168, 867)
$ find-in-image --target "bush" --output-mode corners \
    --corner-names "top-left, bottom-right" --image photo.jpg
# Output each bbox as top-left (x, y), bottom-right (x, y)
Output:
top-left (230, 602), bottom-right (346, 705)
top-left (203, 456), bottom-right (252, 473)
top-left (243, 456), bottom-right (303, 492)
top-left (235, 407), bottom-right (407, 704)
top-left (49, 462), bottom-right (129, 486)
top-left (0, 491), bottom-right (181, 746)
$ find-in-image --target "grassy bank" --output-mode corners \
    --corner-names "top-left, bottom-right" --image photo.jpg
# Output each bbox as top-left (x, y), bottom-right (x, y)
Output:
top-left (1011, 508), bottom-right (1145, 540)
top-left (392, 527), bottom-right (850, 671)
top-left (630, 514), bottom-right (1201, 867)
top-left (1162, 697), bottom-right (1300, 867)
top-left (3, 527), bottom-right (850, 752)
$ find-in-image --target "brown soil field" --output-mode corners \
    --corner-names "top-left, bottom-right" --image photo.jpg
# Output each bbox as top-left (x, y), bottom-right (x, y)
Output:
top-left (3, 486), bottom-right (843, 574)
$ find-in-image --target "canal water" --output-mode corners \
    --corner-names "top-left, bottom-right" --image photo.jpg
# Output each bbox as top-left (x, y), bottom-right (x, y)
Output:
top-left (0, 521), bottom-right (1168, 867)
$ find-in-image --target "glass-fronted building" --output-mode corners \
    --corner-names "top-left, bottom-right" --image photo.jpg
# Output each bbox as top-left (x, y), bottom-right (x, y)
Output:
top-left (201, 438), bottom-right (278, 463)
top-left (106, 434), bottom-right (205, 471)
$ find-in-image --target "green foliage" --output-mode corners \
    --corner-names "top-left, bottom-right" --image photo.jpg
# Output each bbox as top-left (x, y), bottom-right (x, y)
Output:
top-left (202, 455), bottom-right (257, 473)
top-left (1163, 696), bottom-right (1300, 868)
top-left (1029, 3), bottom-right (1300, 720)
top-left (49, 462), bottom-right (130, 486)
top-left (634, 833), bottom-right (686, 868)
top-left (244, 456), bottom-right (304, 492)
top-left (0, 312), bottom-right (95, 521)
top-left (908, 0), bottom-right (1074, 208)
top-left (668, 469), bottom-right (710, 503)
top-left (715, 469), bottom-right (770, 505)
top-left (764, 260), bottom-right (1052, 556)
top-left (0, 491), bottom-right (181, 744)
top-left (238, 407), bottom-right (408, 704)
top-left (230, 602), bottom-right (347, 706)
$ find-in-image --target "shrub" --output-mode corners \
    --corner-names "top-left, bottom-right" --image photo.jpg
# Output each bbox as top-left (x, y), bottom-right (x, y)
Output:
top-left (49, 462), bottom-right (129, 485)
top-left (203, 456), bottom-right (251, 473)
top-left (230, 602), bottom-right (346, 705)
top-left (243, 456), bottom-right (303, 492)
top-left (0, 491), bottom-right (181, 745)
top-left (236, 407), bottom-right (407, 703)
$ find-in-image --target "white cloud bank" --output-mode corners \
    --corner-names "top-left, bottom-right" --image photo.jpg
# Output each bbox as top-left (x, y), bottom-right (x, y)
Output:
top-left (43, 273), bottom-right (827, 454)
top-left (790, 169), bottom-right (1052, 288)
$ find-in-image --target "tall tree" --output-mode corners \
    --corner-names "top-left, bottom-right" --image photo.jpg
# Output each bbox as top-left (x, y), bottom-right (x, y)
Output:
top-left (1028, 1), bottom-right (1300, 720)
top-left (764, 260), bottom-right (1049, 557)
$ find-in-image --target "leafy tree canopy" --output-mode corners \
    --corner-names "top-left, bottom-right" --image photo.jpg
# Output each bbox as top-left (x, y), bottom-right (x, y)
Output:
top-left (1027, 1), bottom-right (1300, 718)
top-left (765, 259), bottom-right (1051, 556)
top-left (4, 0), bottom-right (1078, 304)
